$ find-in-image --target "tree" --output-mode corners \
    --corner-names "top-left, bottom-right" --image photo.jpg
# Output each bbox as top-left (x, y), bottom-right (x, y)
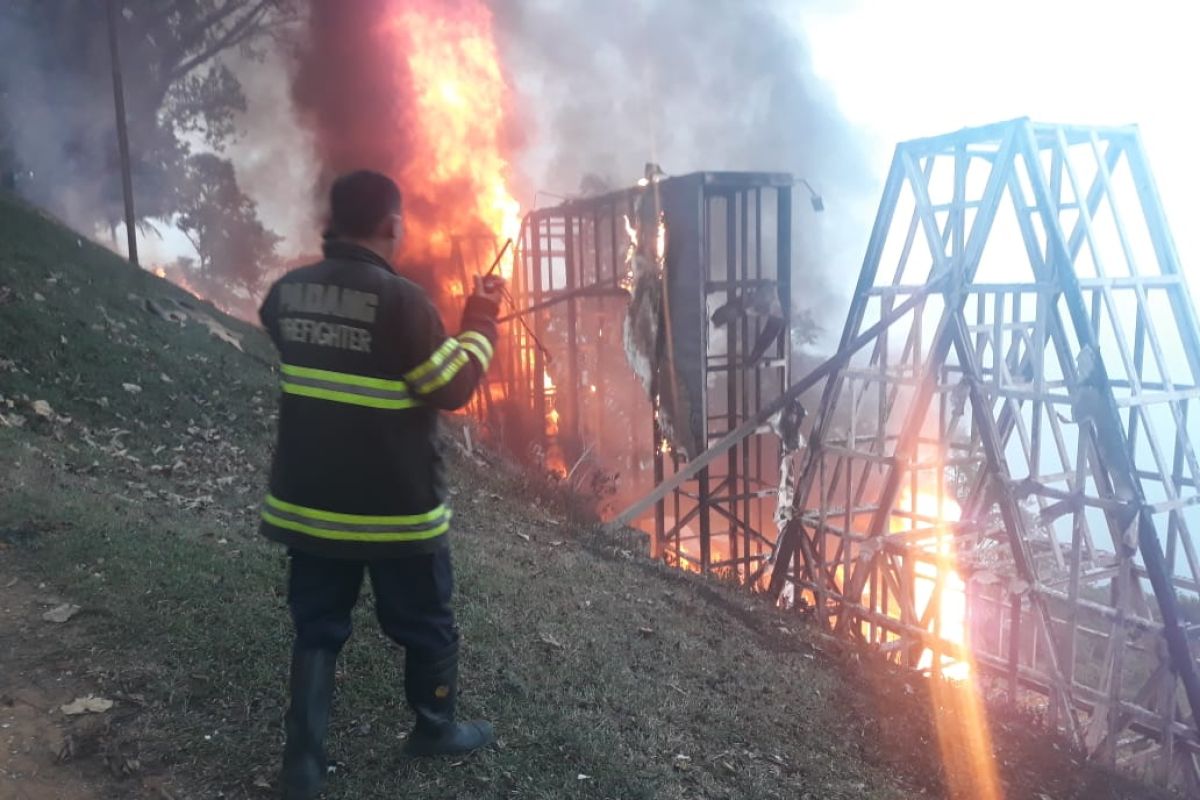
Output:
top-left (0, 1), bottom-right (292, 262)
top-left (176, 153), bottom-right (281, 298)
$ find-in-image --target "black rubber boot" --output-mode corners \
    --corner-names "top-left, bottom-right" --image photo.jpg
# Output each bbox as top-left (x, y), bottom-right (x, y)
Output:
top-left (280, 648), bottom-right (338, 799)
top-left (403, 643), bottom-right (495, 757)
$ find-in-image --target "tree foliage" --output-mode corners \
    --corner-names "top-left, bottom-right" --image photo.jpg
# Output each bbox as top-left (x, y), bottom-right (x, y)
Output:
top-left (0, 1), bottom-right (293, 291)
top-left (176, 153), bottom-right (281, 296)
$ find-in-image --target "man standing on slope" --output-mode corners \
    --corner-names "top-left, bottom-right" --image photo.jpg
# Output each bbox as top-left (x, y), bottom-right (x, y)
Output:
top-left (257, 170), bottom-right (501, 800)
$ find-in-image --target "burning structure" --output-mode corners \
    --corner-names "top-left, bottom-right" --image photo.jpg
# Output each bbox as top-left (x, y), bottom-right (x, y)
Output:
top-left (484, 119), bottom-right (1200, 791)
top-left (465, 171), bottom-right (803, 582)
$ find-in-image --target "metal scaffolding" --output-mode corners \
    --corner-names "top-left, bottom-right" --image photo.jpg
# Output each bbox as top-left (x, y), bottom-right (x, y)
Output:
top-left (473, 173), bottom-right (799, 575)
top-left (761, 118), bottom-right (1200, 787)
top-left (499, 173), bottom-right (796, 575)
top-left (645, 173), bottom-right (794, 580)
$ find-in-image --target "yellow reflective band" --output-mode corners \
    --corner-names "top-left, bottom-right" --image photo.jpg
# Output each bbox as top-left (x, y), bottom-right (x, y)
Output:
top-left (405, 339), bottom-right (461, 383)
top-left (458, 331), bottom-right (494, 364)
top-left (262, 511), bottom-right (450, 542)
top-left (281, 382), bottom-right (419, 409)
top-left (459, 331), bottom-right (493, 359)
top-left (267, 494), bottom-right (447, 526)
top-left (415, 350), bottom-right (470, 394)
top-left (459, 340), bottom-right (491, 369)
top-left (281, 363), bottom-right (408, 392)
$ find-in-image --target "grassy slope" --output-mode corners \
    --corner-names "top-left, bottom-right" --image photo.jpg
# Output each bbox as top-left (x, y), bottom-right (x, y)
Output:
top-left (0, 193), bottom-right (1175, 800)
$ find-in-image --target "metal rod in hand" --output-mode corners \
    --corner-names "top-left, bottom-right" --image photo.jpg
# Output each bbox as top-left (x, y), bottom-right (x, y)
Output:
top-left (486, 238), bottom-right (513, 276)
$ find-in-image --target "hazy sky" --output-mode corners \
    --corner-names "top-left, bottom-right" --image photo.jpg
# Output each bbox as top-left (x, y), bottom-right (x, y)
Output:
top-left (790, 0), bottom-right (1199, 274)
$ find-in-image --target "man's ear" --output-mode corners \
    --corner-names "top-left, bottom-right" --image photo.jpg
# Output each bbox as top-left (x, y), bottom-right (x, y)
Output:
top-left (381, 215), bottom-right (399, 241)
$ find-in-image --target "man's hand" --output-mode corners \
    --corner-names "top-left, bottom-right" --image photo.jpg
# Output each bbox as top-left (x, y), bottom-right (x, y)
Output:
top-left (474, 275), bottom-right (506, 306)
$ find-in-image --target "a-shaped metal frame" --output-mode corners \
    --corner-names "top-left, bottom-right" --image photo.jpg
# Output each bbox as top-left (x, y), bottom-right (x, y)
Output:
top-left (766, 119), bottom-right (1200, 788)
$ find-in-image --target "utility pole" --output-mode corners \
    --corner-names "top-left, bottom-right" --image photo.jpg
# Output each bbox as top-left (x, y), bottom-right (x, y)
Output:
top-left (105, 0), bottom-right (138, 264)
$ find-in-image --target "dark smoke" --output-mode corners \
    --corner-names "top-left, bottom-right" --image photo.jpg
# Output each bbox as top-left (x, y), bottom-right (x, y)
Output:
top-left (291, 2), bottom-right (411, 195)
top-left (0, 3), bottom-right (159, 234)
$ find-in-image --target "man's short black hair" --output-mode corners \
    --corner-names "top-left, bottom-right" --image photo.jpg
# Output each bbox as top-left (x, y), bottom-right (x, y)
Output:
top-left (326, 170), bottom-right (402, 240)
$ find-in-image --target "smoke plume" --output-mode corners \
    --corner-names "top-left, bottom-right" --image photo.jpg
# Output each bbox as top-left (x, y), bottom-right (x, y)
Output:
top-left (290, 2), bottom-right (410, 198)
top-left (0, 4), bottom-right (152, 235)
top-left (490, 0), bottom-right (874, 335)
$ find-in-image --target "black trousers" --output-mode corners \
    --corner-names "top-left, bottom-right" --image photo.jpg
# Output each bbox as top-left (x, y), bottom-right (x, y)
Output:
top-left (287, 547), bottom-right (458, 656)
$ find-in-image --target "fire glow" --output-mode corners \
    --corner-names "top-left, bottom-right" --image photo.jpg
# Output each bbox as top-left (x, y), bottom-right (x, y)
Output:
top-left (381, 0), bottom-right (521, 276)
top-left (892, 489), bottom-right (970, 681)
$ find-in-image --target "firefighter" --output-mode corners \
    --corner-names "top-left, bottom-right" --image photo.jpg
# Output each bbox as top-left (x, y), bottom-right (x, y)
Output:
top-left (257, 170), bottom-right (502, 799)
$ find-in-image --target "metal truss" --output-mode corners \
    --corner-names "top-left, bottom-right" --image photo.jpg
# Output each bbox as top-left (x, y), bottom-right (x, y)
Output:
top-left (480, 174), bottom-right (797, 567)
top-left (763, 118), bottom-right (1200, 788)
top-left (645, 173), bottom-right (794, 579)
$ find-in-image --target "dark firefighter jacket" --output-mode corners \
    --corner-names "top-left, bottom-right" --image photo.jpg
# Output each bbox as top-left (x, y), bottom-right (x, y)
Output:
top-left (257, 240), bottom-right (498, 559)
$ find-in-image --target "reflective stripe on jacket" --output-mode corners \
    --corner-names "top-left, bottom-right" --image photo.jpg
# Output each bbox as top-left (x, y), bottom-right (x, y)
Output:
top-left (257, 240), bottom-right (498, 559)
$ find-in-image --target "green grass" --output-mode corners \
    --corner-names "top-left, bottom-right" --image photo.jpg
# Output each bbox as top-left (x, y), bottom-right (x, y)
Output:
top-left (0, 191), bottom-right (1181, 800)
top-left (0, 192), bottom-right (275, 455)
top-left (1, 432), bottom-right (898, 800)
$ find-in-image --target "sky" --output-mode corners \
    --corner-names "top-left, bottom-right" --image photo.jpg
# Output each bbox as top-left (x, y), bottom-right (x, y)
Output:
top-left (789, 0), bottom-right (1200, 274)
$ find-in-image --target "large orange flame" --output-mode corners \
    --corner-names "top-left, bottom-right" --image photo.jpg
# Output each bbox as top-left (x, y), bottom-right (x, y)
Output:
top-left (382, 1), bottom-right (522, 277)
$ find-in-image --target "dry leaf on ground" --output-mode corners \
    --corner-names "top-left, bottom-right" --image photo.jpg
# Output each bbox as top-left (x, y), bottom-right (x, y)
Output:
top-left (60, 695), bottom-right (114, 715)
top-left (32, 399), bottom-right (53, 418)
top-left (195, 314), bottom-right (243, 351)
top-left (42, 603), bottom-right (81, 623)
top-left (122, 383), bottom-right (142, 394)
top-left (538, 632), bottom-right (565, 649)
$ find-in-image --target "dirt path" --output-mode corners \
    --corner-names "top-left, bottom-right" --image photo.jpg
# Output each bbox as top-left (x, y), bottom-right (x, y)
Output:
top-left (0, 565), bottom-right (154, 800)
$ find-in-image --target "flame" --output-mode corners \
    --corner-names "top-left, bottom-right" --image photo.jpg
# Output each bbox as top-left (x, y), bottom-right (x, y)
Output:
top-left (382, 1), bottom-right (521, 277)
top-left (620, 214), bottom-right (638, 291)
top-left (620, 204), bottom-right (667, 291)
top-left (655, 213), bottom-right (667, 264)
top-left (148, 263), bottom-right (207, 309)
top-left (543, 443), bottom-right (566, 478)
top-left (884, 489), bottom-right (970, 678)
top-left (542, 370), bottom-right (559, 436)
top-left (662, 518), bottom-right (732, 574)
